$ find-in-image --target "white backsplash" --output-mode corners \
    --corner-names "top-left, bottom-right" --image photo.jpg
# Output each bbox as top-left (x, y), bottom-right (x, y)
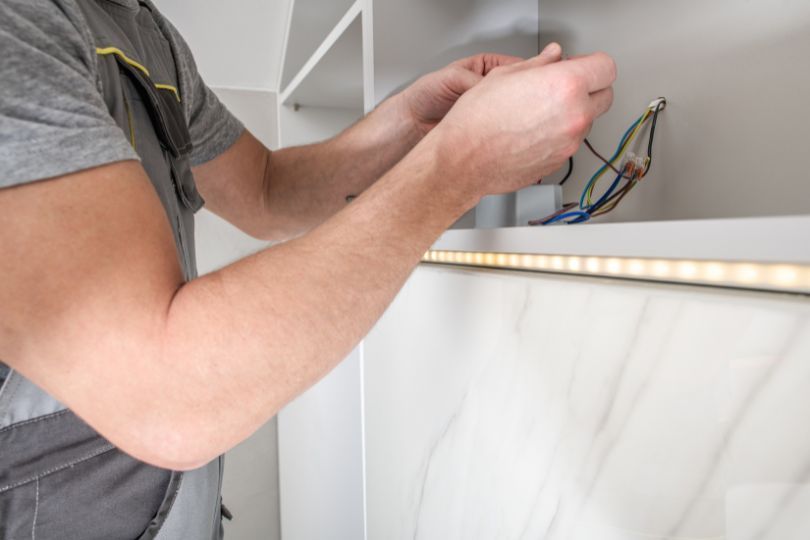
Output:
top-left (364, 266), bottom-right (810, 539)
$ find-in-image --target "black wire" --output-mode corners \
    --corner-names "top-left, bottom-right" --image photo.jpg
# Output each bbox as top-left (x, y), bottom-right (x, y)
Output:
top-left (559, 157), bottom-right (574, 186)
top-left (644, 99), bottom-right (666, 175)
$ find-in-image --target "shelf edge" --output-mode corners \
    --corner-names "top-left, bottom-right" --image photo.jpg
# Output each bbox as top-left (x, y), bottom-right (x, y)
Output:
top-left (279, 0), bottom-right (362, 106)
top-left (433, 215), bottom-right (810, 264)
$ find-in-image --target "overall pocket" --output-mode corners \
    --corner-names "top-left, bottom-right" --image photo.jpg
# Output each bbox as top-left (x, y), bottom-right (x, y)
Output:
top-left (0, 411), bottom-right (172, 540)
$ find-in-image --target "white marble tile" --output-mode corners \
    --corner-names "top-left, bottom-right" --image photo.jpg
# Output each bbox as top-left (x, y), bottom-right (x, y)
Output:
top-left (364, 266), bottom-right (810, 539)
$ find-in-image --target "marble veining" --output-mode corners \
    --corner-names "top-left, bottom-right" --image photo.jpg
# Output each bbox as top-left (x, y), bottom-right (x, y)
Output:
top-left (364, 266), bottom-right (810, 539)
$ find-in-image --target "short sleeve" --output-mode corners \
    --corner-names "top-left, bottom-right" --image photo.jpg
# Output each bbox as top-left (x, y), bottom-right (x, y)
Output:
top-left (0, 0), bottom-right (139, 189)
top-left (154, 14), bottom-right (245, 167)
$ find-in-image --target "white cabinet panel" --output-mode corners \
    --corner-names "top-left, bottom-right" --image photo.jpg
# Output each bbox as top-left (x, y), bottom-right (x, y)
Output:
top-left (365, 266), bottom-right (810, 539)
top-left (278, 348), bottom-right (366, 540)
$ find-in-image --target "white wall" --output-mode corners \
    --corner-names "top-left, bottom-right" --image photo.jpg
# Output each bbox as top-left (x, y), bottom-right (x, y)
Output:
top-left (154, 0), bottom-right (292, 90)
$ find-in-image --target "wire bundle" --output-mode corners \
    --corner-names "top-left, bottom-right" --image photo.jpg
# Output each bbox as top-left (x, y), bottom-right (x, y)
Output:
top-left (530, 97), bottom-right (666, 226)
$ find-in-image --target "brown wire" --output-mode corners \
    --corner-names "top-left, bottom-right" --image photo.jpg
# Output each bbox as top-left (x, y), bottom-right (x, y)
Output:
top-left (583, 138), bottom-right (624, 176)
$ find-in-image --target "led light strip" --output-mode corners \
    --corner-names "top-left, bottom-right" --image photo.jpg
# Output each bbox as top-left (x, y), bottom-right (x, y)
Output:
top-left (421, 250), bottom-right (810, 295)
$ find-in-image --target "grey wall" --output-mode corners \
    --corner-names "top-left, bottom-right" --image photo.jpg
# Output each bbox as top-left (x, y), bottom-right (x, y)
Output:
top-left (540, 0), bottom-right (810, 222)
top-left (373, 0), bottom-right (539, 103)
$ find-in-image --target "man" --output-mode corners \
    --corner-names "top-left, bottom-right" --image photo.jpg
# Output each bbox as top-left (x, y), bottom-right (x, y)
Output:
top-left (0, 0), bottom-right (616, 537)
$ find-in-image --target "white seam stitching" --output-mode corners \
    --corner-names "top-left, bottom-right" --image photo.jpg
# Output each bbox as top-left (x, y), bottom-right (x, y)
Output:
top-left (31, 477), bottom-right (39, 540)
top-left (0, 410), bottom-right (70, 435)
top-left (0, 444), bottom-right (115, 494)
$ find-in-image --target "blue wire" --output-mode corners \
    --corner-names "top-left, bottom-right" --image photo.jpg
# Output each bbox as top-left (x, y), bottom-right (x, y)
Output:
top-left (543, 211), bottom-right (591, 225)
top-left (585, 169), bottom-right (625, 212)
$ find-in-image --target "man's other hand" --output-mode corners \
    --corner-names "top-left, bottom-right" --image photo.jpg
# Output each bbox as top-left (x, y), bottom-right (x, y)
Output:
top-left (400, 52), bottom-right (527, 136)
top-left (428, 43), bottom-right (617, 204)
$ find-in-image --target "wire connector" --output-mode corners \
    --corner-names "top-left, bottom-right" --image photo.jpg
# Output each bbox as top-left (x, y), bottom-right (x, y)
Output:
top-left (648, 97), bottom-right (667, 111)
top-left (622, 151), bottom-right (648, 179)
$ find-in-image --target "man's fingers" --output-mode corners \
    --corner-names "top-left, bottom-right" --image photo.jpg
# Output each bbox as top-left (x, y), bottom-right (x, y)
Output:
top-left (455, 53), bottom-right (524, 76)
top-left (516, 42), bottom-right (563, 70)
top-left (589, 86), bottom-right (614, 119)
top-left (562, 52), bottom-right (617, 93)
top-left (446, 66), bottom-right (484, 96)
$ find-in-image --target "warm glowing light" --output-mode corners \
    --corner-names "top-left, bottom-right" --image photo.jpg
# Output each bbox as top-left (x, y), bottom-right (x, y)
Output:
top-left (534, 256), bottom-right (550, 270)
top-left (703, 263), bottom-right (727, 281)
top-left (652, 260), bottom-right (671, 278)
top-left (677, 261), bottom-right (698, 279)
top-left (627, 259), bottom-right (646, 276)
top-left (606, 258), bottom-right (622, 274)
top-left (421, 251), bottom-right (809, 294)
top-left (771, 265), bottom-right (799, 286)
top-left (735, 264), bottom-right (760, 283)
top-left (567, 257), bottom-right (583, 272)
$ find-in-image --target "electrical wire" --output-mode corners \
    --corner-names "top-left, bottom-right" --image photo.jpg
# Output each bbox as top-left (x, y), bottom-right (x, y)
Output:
top-left (530, 97), bottom-right (667, 226)
top-left (527, 202), bottom-right (578, 226)
top-left (643, 99), bottom-right (665, 176)
top-left (583, 138), bottom-right (623, 176)
top-left (583, 110), bottom-right (651, 208)
top-left (559, 157), bottom-right (574, 186)
top-left (542, 210), bottom-right (591, 225)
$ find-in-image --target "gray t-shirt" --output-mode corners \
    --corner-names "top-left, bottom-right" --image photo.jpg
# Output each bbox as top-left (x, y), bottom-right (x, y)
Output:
top-left (0, 0), bottom-right (244, 189)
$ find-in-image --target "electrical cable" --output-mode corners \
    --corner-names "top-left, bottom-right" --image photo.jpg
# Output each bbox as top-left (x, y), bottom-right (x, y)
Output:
top-left (585, 169), bottom-right (626, 213)
top-left (581, 111), bottom-right (649, 209)
top-left (528, 202), bottom-right (578, 226)
top-left (643, 99), bottom-right (665, 176)
top-left (530, 97), bottom-right (667, 226)
top-left (559, 157), bottom-right (574, 186)
top-left (542, 210), bottom-right (591, 225)
top-left (583, 138), bottom-right (623, 176)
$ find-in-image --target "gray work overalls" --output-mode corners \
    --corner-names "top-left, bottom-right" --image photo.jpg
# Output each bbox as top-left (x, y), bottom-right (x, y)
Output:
top-left (0, 1), bottom-right (226, 538)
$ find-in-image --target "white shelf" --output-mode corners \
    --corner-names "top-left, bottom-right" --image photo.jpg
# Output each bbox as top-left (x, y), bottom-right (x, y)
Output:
top-left (280, 0), bottom-right (357, 91)
top-left (433, 215), bottom-right (810, 264)
top-left (280, 1), bottom-right (364, 109)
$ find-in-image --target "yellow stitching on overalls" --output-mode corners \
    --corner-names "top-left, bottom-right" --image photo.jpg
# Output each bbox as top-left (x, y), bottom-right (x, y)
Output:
top-left (154, 83), bottom-right (181, 102)
top-left (96, 47), bottom-right (182, 102)
top-left (95, 46), bottom-right (150, 76)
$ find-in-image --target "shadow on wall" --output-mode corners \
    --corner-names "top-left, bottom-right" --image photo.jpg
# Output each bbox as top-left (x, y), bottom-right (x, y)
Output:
top-left (384, 22), bottom-right (543, 100)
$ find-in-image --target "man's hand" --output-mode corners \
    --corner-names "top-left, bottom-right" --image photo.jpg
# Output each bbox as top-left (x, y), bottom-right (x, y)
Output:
top-left (428, 43), bottom-right (616, 203)
top-left (400, 53), bottom-right (525, 136)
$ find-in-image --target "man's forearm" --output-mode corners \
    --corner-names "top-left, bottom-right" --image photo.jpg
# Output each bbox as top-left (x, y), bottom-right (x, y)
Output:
top-left (261, 95), bottom-right (424, 238)
top-left (98, 131), bottom-right (471, 470)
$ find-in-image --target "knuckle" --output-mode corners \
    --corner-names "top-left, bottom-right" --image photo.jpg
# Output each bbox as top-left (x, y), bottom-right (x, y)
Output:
top-left (566, 109), bottom-right (592, 136)
top-left (559, 73), bottom-right (585, 97)
top-left (596, 52), bottom-right (618, 81)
